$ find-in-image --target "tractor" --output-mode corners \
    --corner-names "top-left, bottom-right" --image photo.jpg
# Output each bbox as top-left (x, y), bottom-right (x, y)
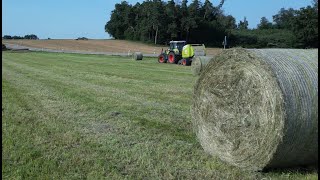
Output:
top-left (158, 41), bottom-right (206, 66)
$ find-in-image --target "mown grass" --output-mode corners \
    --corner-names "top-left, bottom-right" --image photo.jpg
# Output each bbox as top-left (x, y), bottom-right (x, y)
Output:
top-left (2, 51), bottom-right (318, 179)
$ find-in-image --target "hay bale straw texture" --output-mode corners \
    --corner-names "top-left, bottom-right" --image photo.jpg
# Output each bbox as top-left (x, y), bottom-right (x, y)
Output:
top-left (191, 48), bottom-right (318, 171)
top-left (132, 52), bottom-right (143, 60)
top-left (191, 56), bottom-right (215, 76)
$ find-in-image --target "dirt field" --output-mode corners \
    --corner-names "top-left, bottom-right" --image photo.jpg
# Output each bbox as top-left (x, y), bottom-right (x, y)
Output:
top-left (2, 39), bottom-right (222, 56)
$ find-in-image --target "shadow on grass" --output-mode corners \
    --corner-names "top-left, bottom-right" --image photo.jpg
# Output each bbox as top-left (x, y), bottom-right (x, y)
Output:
top-left (262, 165), bottom-right (318, 175)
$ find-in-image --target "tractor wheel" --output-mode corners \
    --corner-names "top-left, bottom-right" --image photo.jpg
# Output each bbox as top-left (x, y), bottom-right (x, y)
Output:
top-left (158, 53), bottom-right (167, 63)
top-left (167, 52), bottom-right (177, 64)
top-left (182, 58), bottom-right (192, 66)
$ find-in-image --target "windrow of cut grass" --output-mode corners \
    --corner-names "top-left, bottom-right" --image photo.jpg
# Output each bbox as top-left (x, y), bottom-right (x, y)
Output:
top-left (2, 51), bottom-right (318, 179)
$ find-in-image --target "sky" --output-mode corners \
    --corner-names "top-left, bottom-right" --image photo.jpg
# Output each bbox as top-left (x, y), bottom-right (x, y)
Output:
top-left (2, 0), bottom-right (314, 39)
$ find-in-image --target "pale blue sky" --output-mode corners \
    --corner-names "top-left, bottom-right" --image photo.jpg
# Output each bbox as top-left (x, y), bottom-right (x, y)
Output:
top-left (2, 0), bottom-right (313, 39)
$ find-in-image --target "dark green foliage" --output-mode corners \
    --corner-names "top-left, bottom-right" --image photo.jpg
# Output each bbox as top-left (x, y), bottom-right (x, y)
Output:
top-left (3, 34), bottom-right (39, 40)
top-left (268, 3), bottom-right (318, 48)
top-left (165, 0), bottom-right (179, 39)
top-left (237, 17), bottom-right (249, 30)
top-left (291, 5), bottom-right (318, 48)
top-left (231, 1), bottom-right (318, 48)
top-left (76, 37), bottom-right (89, 40)
top-left (105, 0), bottom-right (318, 48)
top-left (105, 0), bottom-right (233, 45)
top-left (272, 8), bottom-right (297, 29)
top-left (12, 36), bottom-right (24, 39)
top-left (24, 34), bottom-right (39, 40)
top-left (105, 1), bottom-right (132, 40)
top-left (257, 17), bottom-right (273, 30)
top-left (229, 29), bottom-right (297, 48)
top-left (3, 35), bottom-right (13, 39)
top-left (202, 0), bottom-right (214, 21)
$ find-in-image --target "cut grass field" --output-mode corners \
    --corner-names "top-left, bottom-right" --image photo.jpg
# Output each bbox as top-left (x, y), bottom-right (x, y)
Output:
top-left (2, 51), bottom-right (318, 179)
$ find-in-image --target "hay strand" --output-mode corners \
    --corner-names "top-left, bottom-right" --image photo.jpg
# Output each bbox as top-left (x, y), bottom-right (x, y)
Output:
top-left (191, 48), bottom-right (318, 171)
top-left (191, 56), bottom-right (214, 76)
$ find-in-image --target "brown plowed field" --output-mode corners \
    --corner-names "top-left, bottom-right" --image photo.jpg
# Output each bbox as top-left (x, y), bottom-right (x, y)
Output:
top-left (2, 39), bottom-right (222, 56)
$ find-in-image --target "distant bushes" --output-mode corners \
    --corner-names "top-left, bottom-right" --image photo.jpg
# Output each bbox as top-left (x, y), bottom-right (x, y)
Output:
top-left (228, 29), bottom-right (298, 48)
top-left (3, 34), bottom-right (39, 40)
top-left (24, 34), bottom-right (39, 40)
top-left (76, 37), bottom-right (89, 40)
top-left (3, 35), bottom-right (24, 39)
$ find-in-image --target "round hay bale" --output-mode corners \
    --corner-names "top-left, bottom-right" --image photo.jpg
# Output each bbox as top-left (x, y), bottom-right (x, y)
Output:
top-left (191, 56), bottom-right (214, 76)
top-left (132, 52), bottom-right (143, 60)
top-left (192, 48), bottom-right (318, 171)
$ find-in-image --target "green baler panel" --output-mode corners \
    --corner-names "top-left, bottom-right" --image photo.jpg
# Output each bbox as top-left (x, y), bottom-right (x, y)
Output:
top-left (182, 44), bottom-right (194, 58)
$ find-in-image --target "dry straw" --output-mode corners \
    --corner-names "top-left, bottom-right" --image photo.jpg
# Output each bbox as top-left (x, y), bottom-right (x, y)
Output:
top-left (191, 48), bottom-right (318, 171)
top-left (191, 56), bottom-right (215, 76)
top-left (132, 52), bottom-right (143, 60)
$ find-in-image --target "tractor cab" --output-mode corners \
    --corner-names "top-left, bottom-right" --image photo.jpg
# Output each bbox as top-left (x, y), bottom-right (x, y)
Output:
top-left (169, 41), bottom-right (186, 53)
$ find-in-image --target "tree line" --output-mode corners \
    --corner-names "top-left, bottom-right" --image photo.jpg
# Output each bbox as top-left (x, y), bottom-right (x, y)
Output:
top-left (105, 0), bottom-right (318, 48)
top-left (3, 34), bottom-right (39, 40)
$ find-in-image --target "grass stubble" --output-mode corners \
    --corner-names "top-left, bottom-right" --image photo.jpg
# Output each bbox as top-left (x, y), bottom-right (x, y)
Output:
top-left (2, 51), bottom-right (318, 179)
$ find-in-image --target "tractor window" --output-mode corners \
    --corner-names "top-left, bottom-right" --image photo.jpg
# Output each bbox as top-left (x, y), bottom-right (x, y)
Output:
top-left (176, 43), bottom-right (185, 51)
top-left (170, 42), bottom-right (186, 51)
top-left (170, 43), bottom-right (175, 50)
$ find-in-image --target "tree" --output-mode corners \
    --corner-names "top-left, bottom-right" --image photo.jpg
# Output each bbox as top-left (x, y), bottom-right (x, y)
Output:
top-left (180, 0), bottom-right (191, 40)
top-left (103, 0), bottom-right (247, 47)
top-left (216, 0), bottom-right (225, 9)
top-left (150, 0), bottom-right (166, 44)
top-left (202, 0), bottom-right (214, 20)
top-left (166, 0), bottom-right (179, 39)
top-left (212, 0), bottom-right (226, 18)
top-left (76, 37), bottom-right (88, 40)
top-left (188, 0), bottom-right (201, 22)
top-left (3, 35), bottom-right (12, 39)
top-left (179, 0), bottom-right (200, 41)
top-left (313, 0), bottom-right (318, 11)
top-left (12, 36), bottom-right (23, 39)
top-left (272, 8), bottom-right (297, 30)
top-left (257, 17), bottom-right (273, 29)
top-left (105, 1), bottom-right (132, 39)
top-left (218, 15), bottom-right (236, 30)
top-left (238, 17), bottom-right (249, 30)
top-left (291, 5), bottom-right (318, 47)
top-left (24, 34), bottom-right (39, 40)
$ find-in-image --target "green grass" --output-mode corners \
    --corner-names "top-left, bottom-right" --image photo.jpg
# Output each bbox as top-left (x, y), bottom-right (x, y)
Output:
top-left (2, 51), bottom-right (318, 179)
